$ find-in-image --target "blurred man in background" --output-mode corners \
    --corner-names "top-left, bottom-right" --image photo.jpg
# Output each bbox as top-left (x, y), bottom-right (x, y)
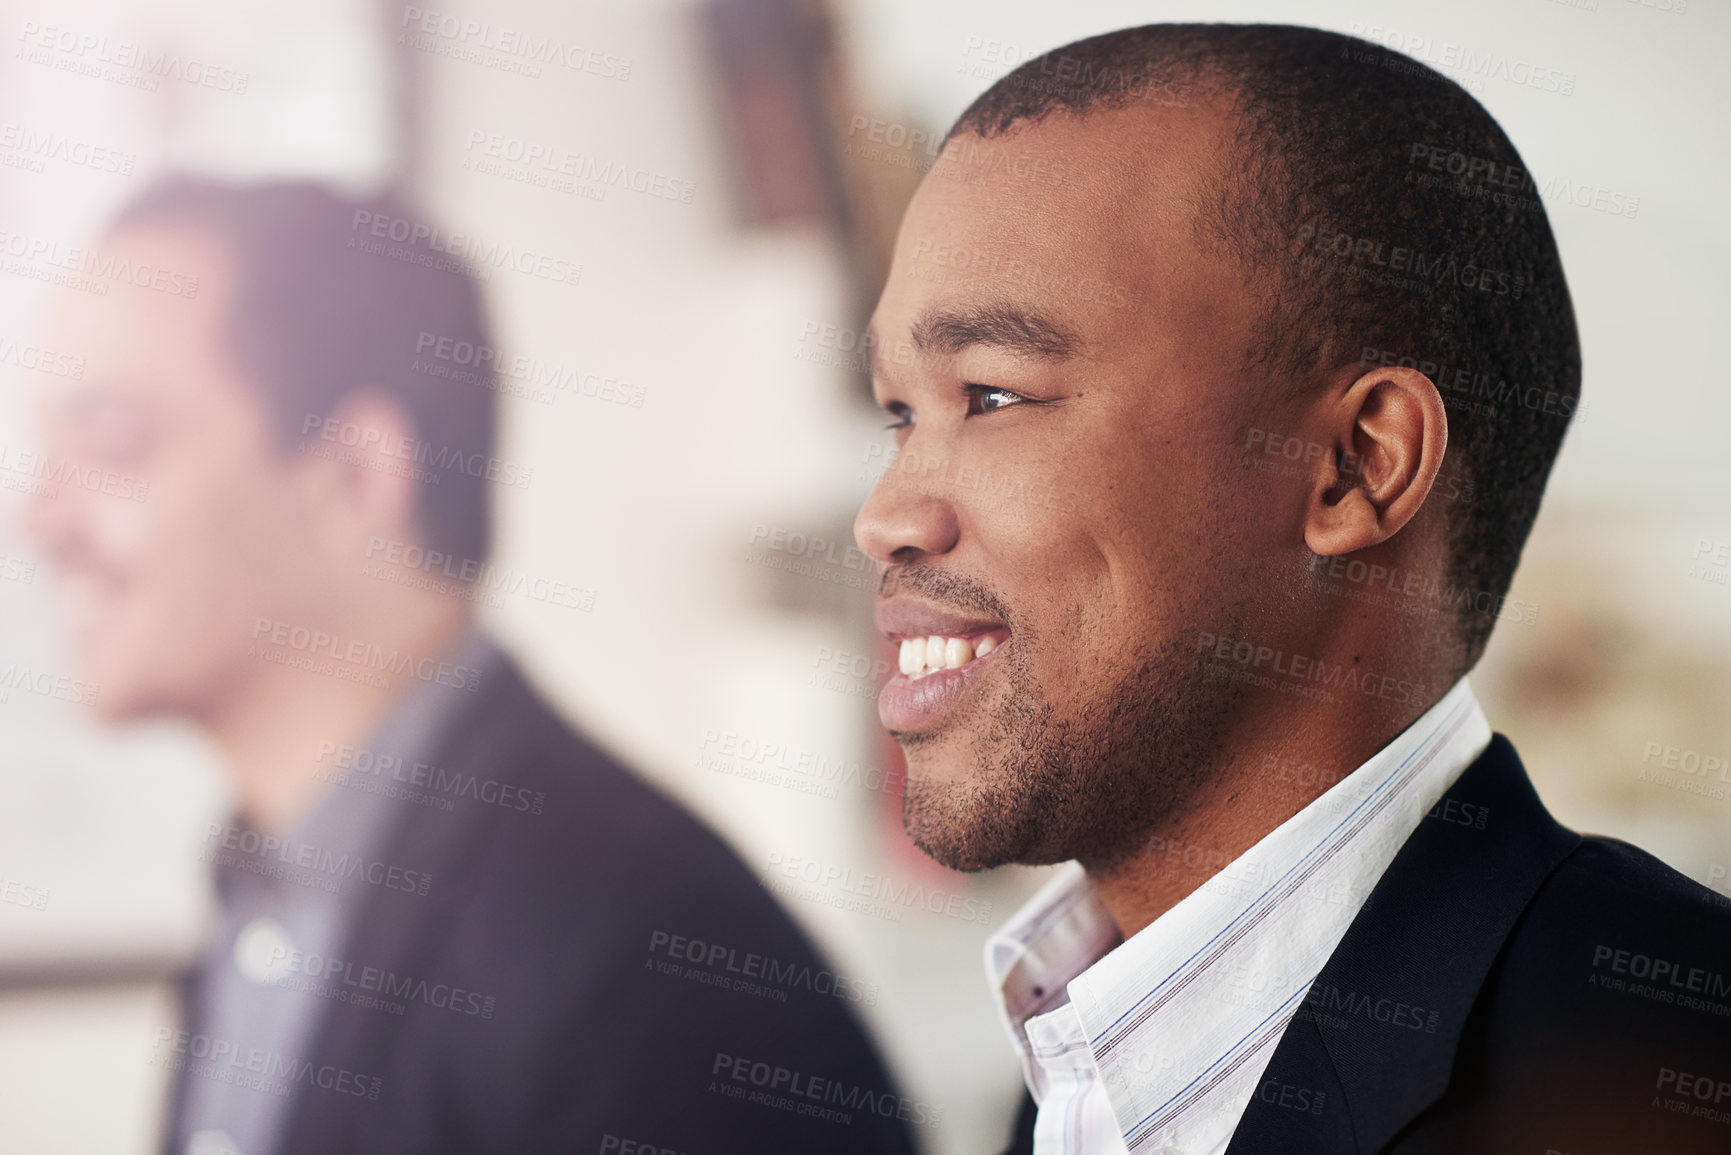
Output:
top-left (24, 178), bottom-right (913, 1155)
top-left (856, 23), bottom-right (1731, 1155)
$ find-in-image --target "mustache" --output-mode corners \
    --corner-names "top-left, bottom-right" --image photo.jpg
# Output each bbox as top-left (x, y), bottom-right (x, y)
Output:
top-left (876, 564), bottom-right (1016, 629)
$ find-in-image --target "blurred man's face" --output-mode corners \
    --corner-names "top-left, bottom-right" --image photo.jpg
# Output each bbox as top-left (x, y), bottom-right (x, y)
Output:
top-left (857, 105), bottom-right (1314, 871)
top-left (25, 226), bottom-right (325, 721)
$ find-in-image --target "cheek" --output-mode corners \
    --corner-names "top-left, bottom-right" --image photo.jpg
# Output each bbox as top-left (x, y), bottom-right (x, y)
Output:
top-left (107, 463), bottom-right (291, 643)
top-left (989, 520), bottom-right (1117, 682)
top-left (990, 505), bottom-right (1203, 700)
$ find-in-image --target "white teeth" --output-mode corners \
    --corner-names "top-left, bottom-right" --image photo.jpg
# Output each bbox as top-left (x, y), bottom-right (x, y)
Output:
top-left (899, 639), bottom-right (922, 675)
top-left (898, 634), bottom-right (1002, 680)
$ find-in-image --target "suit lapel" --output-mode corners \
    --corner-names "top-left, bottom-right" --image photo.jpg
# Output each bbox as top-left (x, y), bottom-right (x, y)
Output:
top-left (1226, 736), bottom-right (1579, 1153)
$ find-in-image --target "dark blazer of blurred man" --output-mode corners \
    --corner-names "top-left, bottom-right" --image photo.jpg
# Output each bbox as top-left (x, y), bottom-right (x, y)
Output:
top-left (852, 23), bottom-right (1731, 1155)
top-left (25, 180), bottom-right (914, 1155)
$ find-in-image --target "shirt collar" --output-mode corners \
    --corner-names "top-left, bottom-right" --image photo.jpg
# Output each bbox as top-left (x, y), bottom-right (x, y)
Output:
top-left (985, 677), bottom-right (1492, 1150)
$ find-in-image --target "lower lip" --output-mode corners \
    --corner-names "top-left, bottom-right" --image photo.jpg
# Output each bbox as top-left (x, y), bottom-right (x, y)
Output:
top-left (877, 641), bottom-right (1006, 734)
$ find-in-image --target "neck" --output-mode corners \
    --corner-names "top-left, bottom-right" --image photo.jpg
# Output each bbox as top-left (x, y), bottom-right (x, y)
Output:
top-left (1085, 662), bottom-right (1444, 939)
top-left (209, 599), bottom-right (472, 832)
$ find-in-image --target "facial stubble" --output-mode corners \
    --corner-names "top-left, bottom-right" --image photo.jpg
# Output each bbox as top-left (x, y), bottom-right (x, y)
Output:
top-left (899, 624), bottom-right (1237, 873)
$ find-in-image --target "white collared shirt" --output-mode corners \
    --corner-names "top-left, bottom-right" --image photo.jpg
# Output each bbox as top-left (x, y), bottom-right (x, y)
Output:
top-left (986, 678), bottom-right (1492, 1155)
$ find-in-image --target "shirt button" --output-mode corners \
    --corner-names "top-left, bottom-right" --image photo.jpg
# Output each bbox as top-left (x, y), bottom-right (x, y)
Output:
top-left (232, 916), bottom-right (296, 985)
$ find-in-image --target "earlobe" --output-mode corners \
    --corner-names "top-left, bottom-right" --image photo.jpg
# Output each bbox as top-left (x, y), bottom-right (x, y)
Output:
top-left (1304, 367), bottom-right (1447, 558)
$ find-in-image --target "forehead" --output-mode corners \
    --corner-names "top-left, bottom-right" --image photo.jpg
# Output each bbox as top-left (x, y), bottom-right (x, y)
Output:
top-left (40, 225), bottom-right (242, 416)
top-left (51, 223), bottom-right (231, 341)
top-left (873, 101), bottom-right (1246, 377)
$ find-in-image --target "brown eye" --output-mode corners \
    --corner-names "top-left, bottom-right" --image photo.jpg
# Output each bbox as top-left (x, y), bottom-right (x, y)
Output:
top-left (883, 401), bottom-right (914, 430)
top-left (965, 385), bottom-right (1026, 415)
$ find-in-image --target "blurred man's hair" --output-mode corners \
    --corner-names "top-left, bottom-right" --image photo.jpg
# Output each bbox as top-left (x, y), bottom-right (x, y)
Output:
top-left (948, 24), bottom-right (1581, 668)
top-left (112, 177), bottom-right (496, 566)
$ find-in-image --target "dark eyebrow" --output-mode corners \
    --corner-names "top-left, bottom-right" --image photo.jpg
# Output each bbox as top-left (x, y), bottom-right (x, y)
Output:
top-left (909, 303), bottom-right (1081, 360)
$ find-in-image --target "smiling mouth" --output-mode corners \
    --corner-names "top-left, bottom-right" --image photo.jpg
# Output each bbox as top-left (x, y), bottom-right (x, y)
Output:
top-left (896, 630), bottom-right (1010, 680)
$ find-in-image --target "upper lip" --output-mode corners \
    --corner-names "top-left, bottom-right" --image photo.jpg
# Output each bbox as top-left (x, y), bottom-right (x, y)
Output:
top-left (875, 596), bottom-right (1006, 641)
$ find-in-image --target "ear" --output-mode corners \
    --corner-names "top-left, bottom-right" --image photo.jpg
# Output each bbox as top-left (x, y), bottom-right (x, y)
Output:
top-left (293, 389), bottom-right (423, 556)
top-left (1304, 365), bottom-right (1447, 557)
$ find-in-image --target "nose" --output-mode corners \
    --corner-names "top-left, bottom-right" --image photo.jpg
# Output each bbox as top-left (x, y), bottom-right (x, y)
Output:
top-left (854, 448), bottom-right (961, 566)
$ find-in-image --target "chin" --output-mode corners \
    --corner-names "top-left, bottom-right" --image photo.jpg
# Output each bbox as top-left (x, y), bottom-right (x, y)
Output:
top-left (900, 767), bottom-right (1049, 874)
top-left (80, 651), bottom-right (197, 724)
top-left (893, 718), bottom-right (987, 772)
top-left (83, 671), bottom-right (154, 722)
top-left (90, 696), bottom-right (142, 724)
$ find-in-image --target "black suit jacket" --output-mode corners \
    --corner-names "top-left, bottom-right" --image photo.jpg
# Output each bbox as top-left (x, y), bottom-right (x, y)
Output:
top-left (166, 658), bottom-right (915, 1154)
top-left (1002, 735), bottom-right (1731, 1154)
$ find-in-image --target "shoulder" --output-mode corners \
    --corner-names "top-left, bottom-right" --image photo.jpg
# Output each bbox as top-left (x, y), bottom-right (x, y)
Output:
top-left (1557, 833), bottom-right (1726, 896)
top-left (442, 658), bottom-right (816, 959)
top-left (413, 659), bottom-right (879, 1077)
top-left (1411, 833), bottom-right (1731, 1148)
top-left (373, 663), bottom-right (910, 1147)
top-left (478, 663), bottom-right (789, 921)
top-left (1513, 833), bottom-right (1731, 1009)
top-left (1469, 830), bottom-right (1731, 1065)
top-left (1527, 833), bottom-right (1731, 949)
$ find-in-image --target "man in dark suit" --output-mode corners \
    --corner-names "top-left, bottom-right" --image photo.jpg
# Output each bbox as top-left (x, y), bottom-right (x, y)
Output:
top-left (851, 23), bottom-right (1731, 1154)
top-left (24, 179), bottom-right (914, 1154)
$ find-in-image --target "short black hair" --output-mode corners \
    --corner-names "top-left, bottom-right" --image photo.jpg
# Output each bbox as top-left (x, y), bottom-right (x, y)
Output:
top-left (111, 177), bottom-right (496, 566)
top-left (949, 24), bottom-right (1581, 667)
